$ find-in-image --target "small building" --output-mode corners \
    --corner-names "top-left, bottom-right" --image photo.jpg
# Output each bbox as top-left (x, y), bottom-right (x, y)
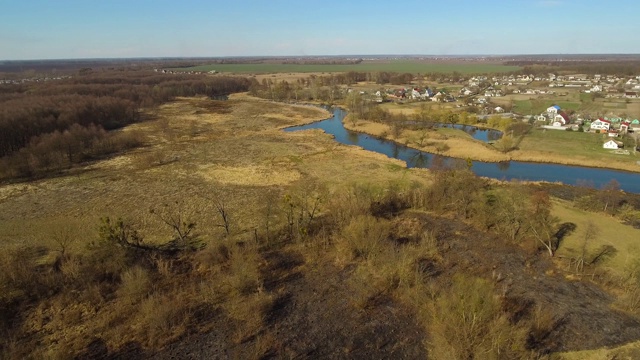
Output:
top-left (603, 140), bottom-right (620, 149)
top-left (494, 106), bottom-right (504, 113)
top-left (620, 121), bottom-right (631, 133)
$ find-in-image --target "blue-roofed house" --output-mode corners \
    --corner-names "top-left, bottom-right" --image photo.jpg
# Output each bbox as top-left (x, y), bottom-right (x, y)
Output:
top-left (546, 105), bottom-right (561, 115)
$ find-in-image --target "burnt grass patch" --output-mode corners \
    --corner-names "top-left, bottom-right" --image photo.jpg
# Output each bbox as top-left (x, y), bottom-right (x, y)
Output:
top-left (406, 210), bottom-right (640, 353)
top-left (153, 209), bottom-right (640, 358)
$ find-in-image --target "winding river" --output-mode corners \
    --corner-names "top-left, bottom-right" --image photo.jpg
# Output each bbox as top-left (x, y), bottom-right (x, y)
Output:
top-left (285, 107), bottom-right (640, 194)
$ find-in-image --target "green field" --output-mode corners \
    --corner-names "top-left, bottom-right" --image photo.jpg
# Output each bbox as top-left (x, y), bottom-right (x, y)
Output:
top-left (518, 127), bottom-right (639, 169)
top-left (174, 61), bottom-right (521, 74)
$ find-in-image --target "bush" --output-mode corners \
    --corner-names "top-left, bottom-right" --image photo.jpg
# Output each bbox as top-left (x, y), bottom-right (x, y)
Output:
top-left (428, 275), bottom-right (529, 359)
top-left (338, 215), bottom-right (392, 262)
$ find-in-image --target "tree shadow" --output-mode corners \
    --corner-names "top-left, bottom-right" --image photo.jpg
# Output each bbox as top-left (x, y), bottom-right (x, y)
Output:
top-left (554, 222), bottom-right (577, 251)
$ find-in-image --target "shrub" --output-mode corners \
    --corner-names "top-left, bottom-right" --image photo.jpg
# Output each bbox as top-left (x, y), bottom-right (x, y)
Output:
top-left (428, 275), bottom-right (529, 359)
top-left (118, 266), bottom-right (152, 304)
top-left (338, 215), bottom-right (392, 262)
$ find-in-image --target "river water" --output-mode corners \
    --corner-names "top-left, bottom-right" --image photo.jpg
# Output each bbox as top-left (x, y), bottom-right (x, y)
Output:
top-left (284, 107), bottom-right (640, 193)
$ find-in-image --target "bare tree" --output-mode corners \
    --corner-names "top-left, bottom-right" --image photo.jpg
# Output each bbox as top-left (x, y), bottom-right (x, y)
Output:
top-left (150, 202), bottom-right (197, 247)
top-left (213, 197), bottom-right (232, 236)
top-left (528, 193), bottom-right (556, 256)
top-left (51, 225), bottom-right (77, 259)
top-left (575, 222), bottom-right (600, 274)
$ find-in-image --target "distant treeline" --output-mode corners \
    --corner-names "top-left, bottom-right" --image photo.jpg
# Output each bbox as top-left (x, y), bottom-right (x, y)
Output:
top-left (0, 70), bottom-right (251, 179)
top-left (506, 60), bottom-right (640, 76)
top-left (282, 59), bottom-right (363, 65)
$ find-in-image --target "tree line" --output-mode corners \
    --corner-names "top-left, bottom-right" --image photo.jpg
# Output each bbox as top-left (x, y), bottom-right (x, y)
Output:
top-left (506, 60), bottom-right (640, 76)
top-left (0, 70), bottom-right (251, 179)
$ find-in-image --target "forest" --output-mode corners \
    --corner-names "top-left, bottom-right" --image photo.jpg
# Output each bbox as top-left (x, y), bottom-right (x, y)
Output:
top-left (0, 70), bottom-right (251, 179)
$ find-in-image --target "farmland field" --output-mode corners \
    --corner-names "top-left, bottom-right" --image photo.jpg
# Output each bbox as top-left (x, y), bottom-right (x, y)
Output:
top-left (173, 61), bottom-right (521, 74)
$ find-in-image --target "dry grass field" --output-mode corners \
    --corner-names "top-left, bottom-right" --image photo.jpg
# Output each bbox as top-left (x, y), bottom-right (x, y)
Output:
top-left (4, 93), bottom-right (640, 358)
top-left (0, 94), bottom-right (435, 358)
top-left (0, 94), bottom-right (431, 249)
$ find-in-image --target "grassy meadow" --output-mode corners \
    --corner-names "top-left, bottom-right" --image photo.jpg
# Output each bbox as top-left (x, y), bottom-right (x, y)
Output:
top-left (512, 128), bottom-right (640, 172)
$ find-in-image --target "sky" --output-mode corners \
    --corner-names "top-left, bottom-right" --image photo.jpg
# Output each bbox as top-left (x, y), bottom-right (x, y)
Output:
top-left (1, 0), bottom-right (639, 60)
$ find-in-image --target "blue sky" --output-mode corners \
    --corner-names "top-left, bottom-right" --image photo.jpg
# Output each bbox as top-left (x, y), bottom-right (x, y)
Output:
top-left (1, 0), bottom-right (639, 60)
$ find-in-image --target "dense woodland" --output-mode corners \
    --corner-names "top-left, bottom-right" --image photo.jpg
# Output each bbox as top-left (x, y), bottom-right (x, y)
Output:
top-left (0, 70), bottom-right (251, 179)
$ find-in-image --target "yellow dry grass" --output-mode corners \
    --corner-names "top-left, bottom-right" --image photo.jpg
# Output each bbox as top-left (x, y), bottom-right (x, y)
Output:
top-left (557, 339), bottom-right (640, 360)
top-left (344, 119), bottom-right (511, 162)
top-left (197, 164), bottom-right (301, 186)
top-left (0, 93), bottom-right (438, 357)
top-left (0, 94), bottom-right (429, 248)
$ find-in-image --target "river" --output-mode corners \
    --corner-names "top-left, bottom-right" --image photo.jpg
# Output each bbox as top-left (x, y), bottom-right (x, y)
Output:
top-left (284, 107), bottom-right (640, 193)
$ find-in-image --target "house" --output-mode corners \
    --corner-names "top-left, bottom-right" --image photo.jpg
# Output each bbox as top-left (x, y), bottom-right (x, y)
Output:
top-left (536, 115), bottom-right (547, 122)
top-left (546, 105), bottom-right (561, 115)
top-left (552, 117), bottom-right (565, 127)
top-left (603, 140), bottom-right (620, 149)
top-left (590, 118), bottom-right (611, 131)
top-left (494, 106), bottom-right (504, 113)
top-left (459, 87), bottom-right (473, 96)
top-left (620, 121), bottom-right (631, 133)
top-left (608, 130), bottom-right (619, 137)
top-left (411, 88), bottom-right (422, 99)
top-left (553, 113), bottom-right (570, 125)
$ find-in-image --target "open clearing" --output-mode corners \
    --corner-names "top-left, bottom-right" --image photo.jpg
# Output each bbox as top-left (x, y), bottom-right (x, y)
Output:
top-left (0, 94), bottom-right (425, 248)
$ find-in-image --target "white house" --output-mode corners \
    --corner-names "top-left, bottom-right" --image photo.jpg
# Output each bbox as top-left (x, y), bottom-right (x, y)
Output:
top-left (411, 88), bottom-right (421, 99)
top-left (553, 114), bottom-right (568, 125)
top-left (494, 106), bottom-right (504, 113)
top-left (590, 85), bottom-right (602, 92)
top-left (590, 119), bottom-right (611, 131)
top-left (546, 105), bottom-right (561, 115)
top-left (603, 140), bottom-right (620, 149)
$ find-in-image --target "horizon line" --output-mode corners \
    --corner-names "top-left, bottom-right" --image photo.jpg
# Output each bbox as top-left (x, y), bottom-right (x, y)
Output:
top-left (4, 53), bottom-right (640, 62)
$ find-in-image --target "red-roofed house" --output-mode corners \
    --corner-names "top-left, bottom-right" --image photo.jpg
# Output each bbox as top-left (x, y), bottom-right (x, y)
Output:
top-left (620, 121), bottom-right (631, 133)
top-left (590, 118), bottom-right (611, 131)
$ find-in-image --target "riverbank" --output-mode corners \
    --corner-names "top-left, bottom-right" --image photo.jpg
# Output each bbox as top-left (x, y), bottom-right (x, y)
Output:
top-left (343, 115), bottom-right (640, 173)
top-left (343, 116), bottom-right (511, 163)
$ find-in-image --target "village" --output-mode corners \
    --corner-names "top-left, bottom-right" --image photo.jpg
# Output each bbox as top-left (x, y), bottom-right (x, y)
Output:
top-left (345, 72), bottom-right (640, 154)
